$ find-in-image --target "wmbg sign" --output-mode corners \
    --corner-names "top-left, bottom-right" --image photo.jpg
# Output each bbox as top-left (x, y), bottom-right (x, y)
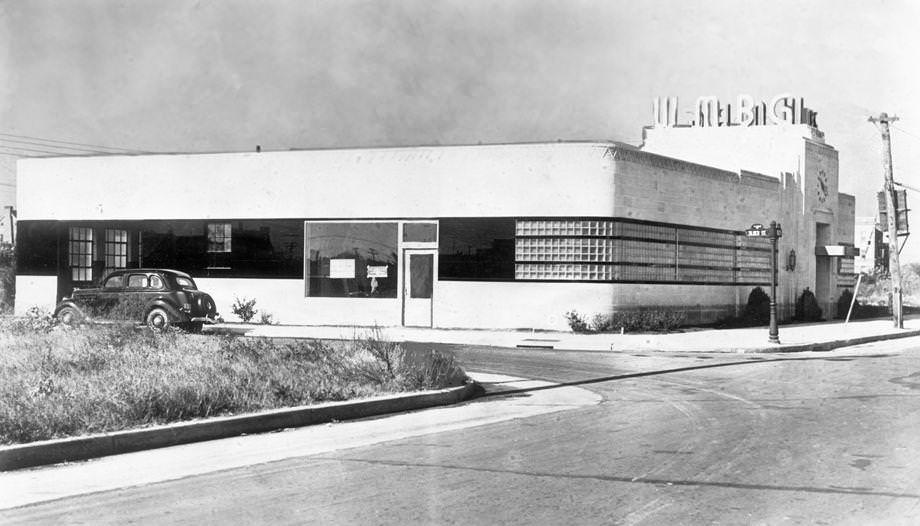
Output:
top-left (653, 94), bottom-right (819, 129)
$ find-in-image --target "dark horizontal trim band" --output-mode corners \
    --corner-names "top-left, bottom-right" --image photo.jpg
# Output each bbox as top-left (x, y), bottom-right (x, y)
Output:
top-left (17, 216), bottom-right (758, 237)
top-left (516, 234), bottom-right (773, 252)
top-left (440, 278), bottom-right (772, 286)
top-left (514, 260), bottom-right (772, 272)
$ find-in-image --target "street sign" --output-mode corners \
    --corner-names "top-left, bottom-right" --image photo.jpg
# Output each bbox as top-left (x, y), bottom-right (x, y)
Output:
top-left (746, 223), bottom-right (782, 238)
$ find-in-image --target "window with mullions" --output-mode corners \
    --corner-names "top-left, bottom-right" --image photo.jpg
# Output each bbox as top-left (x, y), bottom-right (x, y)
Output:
top-left (207, 223), bottom-right (232, 269)
top-left (207, 223), bottom-right (231, 252)
top-left (69, 227), bottom-right (94, 282)
top-left (104, 229), bottom-right (128, 275)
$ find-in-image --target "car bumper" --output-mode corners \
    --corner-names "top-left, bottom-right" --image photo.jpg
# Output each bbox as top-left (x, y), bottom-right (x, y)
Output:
top-left (188, 313), bottom-right (220, 324)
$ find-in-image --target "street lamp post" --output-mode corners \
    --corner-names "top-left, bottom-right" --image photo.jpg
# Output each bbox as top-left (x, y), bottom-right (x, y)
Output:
top-left (768, 221), bottom-right (782, 343)
top-left (746, 221), bottom-right (783, 344)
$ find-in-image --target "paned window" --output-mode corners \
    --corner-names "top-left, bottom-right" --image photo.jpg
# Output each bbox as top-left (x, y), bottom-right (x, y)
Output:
top-left (69, 227), bottom-right (94, 282)
top-left (207, 222), bottom-right (232, 269)
top-left (104, 229), bottom-right (128, 275)
top-left (207, 223), bottom-right (232, 253)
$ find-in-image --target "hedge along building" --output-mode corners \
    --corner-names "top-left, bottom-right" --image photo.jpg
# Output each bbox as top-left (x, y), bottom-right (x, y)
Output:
top-left (14, 95), bottom-right (856, 330)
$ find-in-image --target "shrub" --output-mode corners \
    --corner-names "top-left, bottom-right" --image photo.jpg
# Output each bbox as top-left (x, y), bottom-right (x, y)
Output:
top-left (836, 289), bottom-right (860, 319)
top-left (0, 306), bottom-right (59, 335)
top-left (564, 310), bottom-right (590, 333)
top-left (105, 294), bottom-right (150, 321)
top-left (794, 287), bottom-right (823, 321)
top-left (0, 254), bottom-right (13, 314)
top-left (607, 310), bottom-right (686, 333)
top-left (580, 310), bottom-right (686, 333)
top-left (231, 297), bottom-right (258, 323)
top-left (258, 312), bottom-right (276, 325)
top-left (743, 287), bottom-right (771, 325)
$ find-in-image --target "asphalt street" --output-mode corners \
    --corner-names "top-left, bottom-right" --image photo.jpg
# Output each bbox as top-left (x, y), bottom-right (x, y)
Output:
top-left (3, 337), bottom-right (920, 524)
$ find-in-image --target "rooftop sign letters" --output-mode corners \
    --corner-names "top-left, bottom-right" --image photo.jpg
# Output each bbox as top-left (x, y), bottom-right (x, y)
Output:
top-left (652, 95), bottom-right (818, 129)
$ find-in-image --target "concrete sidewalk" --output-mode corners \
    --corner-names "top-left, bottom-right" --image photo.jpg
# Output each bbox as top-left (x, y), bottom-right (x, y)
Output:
top-left (210, 316), bottom-right (920, 353)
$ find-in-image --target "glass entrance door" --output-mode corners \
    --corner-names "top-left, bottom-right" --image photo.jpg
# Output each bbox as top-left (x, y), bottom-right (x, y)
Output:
top-left (403, 249), bottom-right (435, 327)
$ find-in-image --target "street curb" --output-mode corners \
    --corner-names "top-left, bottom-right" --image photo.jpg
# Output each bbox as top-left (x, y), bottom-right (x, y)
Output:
top-left (711, 328), bottom-right (920, 354)
top-left (0, 382), bottom-right (480, 472)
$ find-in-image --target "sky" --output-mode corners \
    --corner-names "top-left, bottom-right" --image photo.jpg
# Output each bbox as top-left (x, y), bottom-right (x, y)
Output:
top-left (1, 0), bottom-right (919, 257)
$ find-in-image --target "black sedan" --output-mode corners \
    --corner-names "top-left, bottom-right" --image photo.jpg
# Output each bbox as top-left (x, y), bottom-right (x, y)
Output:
top-left (54, 269), bottom-right (219, 331)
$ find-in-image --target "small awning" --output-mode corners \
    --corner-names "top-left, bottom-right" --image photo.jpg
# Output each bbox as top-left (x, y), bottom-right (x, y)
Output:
top-left (815, 245), bottom-right (860, 257)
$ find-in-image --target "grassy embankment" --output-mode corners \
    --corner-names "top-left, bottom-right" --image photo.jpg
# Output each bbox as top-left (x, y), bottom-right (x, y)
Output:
top-left (0, 314), bottom-right (468, 445)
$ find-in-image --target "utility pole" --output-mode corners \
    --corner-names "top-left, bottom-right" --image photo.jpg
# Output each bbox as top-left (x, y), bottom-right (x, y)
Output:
top-left (869, 112), bottom-right (903, 328)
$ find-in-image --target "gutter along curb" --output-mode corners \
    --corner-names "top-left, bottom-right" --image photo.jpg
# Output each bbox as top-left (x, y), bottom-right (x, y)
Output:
top-left (745, 328), bottom-right (920, 354)
top-left (0, 382), bottom-right (480, 472)
top-left (677, 328), bottom-right (920, 354)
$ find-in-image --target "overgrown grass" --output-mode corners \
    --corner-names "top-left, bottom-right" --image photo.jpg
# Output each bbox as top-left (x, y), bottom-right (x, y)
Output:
top-left (0, 320), bottom-right (468, 445)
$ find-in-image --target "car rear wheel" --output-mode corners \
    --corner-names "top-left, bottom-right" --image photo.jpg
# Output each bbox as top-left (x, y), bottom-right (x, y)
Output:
top-left (56, 306), bottom-right (82, 326)
top-left (146, 307), bottom-right (171, 332)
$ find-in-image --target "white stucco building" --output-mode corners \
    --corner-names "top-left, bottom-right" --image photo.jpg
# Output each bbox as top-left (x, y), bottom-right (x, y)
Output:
top-left (15, 96), bottom-right (857, 329)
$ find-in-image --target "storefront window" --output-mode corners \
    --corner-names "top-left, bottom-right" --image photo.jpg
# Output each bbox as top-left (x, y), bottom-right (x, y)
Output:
top-left (306, 222), bottom-right (398, 298)
top-left (438, 218), bottom-right (515, 280)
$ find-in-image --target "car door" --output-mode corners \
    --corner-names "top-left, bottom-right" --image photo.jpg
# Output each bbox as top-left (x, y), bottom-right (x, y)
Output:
top-left (89, 274), bottom-right (125, 319)
top-left (121, 273), bottom-right (154, 321)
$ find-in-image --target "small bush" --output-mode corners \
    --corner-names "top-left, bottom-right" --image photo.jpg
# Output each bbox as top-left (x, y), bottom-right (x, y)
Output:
top-left (600, 310), bottom-right (686, 333)
top-left (105, 294), bottom-right (149, 321)
top-left (794, 287), bottom-right (823, 321)
top-left (577, 310), bottom-right (686, 333)
top-left (836, 289), bottom-right (859, 319)
top-left (231, 297), bottom-right (258, 323)
top-left (564, 310), bottom-right (590, 333)
top-left (743, 287), bottom-right (771, 325)
top-left (0, 306), bottom-right (59, 335)
top-left (258, 312), bottom-right (276, 325)
top-left (0, 253), bottom-right (14, 314)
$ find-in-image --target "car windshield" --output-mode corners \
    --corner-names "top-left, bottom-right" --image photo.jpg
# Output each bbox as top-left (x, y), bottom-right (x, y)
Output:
top-left (175, 276), bottom-right (197, 290)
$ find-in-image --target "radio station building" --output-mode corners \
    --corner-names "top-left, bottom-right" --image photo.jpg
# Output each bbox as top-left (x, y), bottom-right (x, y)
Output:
top-left (15, 96), bottom-right (857, 330)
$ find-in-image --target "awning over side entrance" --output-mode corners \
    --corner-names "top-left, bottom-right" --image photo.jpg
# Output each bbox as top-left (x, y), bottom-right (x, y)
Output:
top-left (814, 245), bottom-right (860, 257)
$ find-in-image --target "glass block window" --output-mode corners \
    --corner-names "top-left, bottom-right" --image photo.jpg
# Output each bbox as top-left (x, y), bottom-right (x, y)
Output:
top-left (104, 229), bottom-right (128, 275)
top-left (516, 238), bottom-right (614, 263)
top-left (207, 223), bottom-right (232, 253)
top-left (516, 263), bottom-right (615, 281)
top-left (514, 218), bottom-right (772, 285)
top-left (69, 226), bottom-right (94, 282)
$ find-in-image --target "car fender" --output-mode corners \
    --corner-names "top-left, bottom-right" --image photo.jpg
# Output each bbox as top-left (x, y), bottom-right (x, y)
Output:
top-left (144, 300), bottom-right (186, 322)
top-left (54, 300), bottom-right (87, 317)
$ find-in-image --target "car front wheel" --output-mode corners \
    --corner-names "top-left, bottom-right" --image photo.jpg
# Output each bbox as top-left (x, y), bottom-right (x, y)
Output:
top-left (146, 307), bottom-right (171, 332)
top-left (56, 306), bottom-right (83, 326)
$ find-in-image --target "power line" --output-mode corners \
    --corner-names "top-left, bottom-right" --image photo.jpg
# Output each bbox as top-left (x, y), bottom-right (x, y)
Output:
top-left (891, 124), bottom-right (920, 142)
top-left (0, 131), bottom-right (151, 153)
top-left (0, 145), bottom-right (76, 156)
top-left (0, 137), bottom-right (112, 155)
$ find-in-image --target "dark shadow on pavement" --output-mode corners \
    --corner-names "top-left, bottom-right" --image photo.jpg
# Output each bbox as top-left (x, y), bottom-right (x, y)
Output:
top-left (474, 354), bottom-right (900, 399)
